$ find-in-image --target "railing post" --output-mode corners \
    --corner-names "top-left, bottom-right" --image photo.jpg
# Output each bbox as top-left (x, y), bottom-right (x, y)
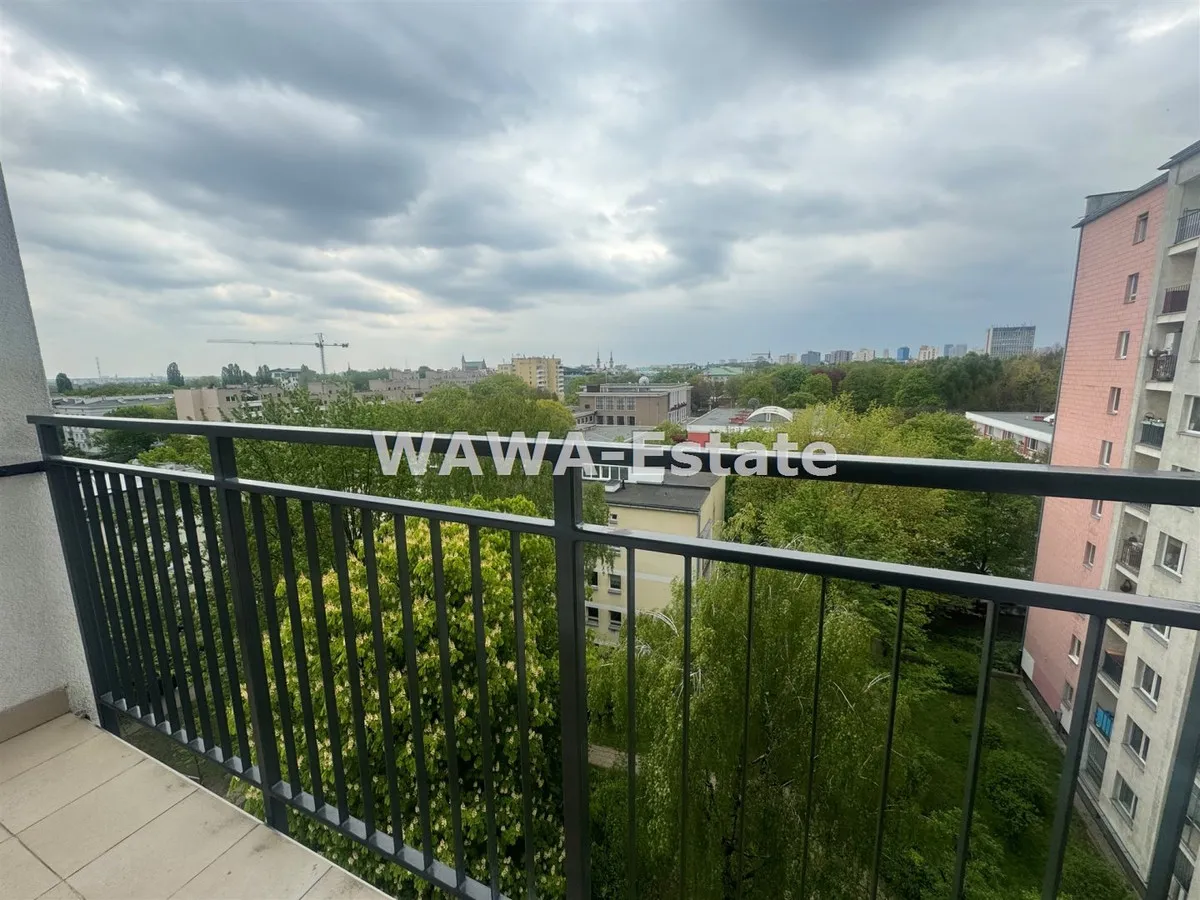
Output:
top-left (208, 435), bottom-right (289, 834)
top-left (34, 423), bottom-right (120, 733)
top-left (552, 469), bottom-right (590, 899)
top-left (1146, 655), bottom-right (1200, 898)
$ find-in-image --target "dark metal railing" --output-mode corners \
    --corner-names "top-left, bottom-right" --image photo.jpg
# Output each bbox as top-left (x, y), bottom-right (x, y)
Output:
top-left (1142, 419), bottom-right (1167, 449)
top-left (1101, 651), bottom-right (1125, 686)
top-left (1153, 352), bottom-right (1179, 382)
top-left (1175, 209), bottom-right (1200, 244)
top-left (1163, 285), bottom-right (1190, 315)
top-left (1121, 537), bottom-right (1145, 572)
top-left (27, 414), bottom-right (1200, 900)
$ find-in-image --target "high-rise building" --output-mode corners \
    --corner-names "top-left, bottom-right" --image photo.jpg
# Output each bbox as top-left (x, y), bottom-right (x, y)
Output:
top-left (777, 352), bottom-right (797, 365)
top-left (853, 348), bottom-right (876, 362)
top-left (800, 351), bottom-right (822, 366)
top-left (1023, 141), bottom-right (1200, 890)
top-left (953, 343), bottom-right (969, 358)
top-left (881, 348), bottom-right (891, 359)
top-left (499, 355), bottom-right (564, 398)
top-left (825, 350), bottom-right (853, 364)
top-left (943, 343), bottom-right (955, 359)
top-left (916, 345), bottom-right (938, 361)
top-left (984, 325), bottom-right (1037, 358)
top-left (896, 346), bottom-right (911, 362)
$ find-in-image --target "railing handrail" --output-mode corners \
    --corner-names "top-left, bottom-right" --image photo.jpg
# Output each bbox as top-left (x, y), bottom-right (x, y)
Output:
top-left (27, 414), bottom-right (1200, 506)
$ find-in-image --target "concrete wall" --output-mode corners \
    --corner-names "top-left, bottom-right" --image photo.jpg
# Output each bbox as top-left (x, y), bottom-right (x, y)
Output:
top-left (0, 163), bottom-right (95, 722)
top-left (1026, 181), bottom-right (1167, 713)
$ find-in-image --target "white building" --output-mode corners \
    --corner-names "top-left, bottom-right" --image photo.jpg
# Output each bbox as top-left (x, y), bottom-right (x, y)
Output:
top-left (917, 345), bottom-right (939, 361)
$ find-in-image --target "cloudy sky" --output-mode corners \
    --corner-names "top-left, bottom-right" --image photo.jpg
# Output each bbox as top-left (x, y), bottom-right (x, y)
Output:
top-left (2, 1), bottom-right (1197, 379)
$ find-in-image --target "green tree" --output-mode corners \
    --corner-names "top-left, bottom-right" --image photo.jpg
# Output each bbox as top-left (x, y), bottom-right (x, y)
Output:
top-left (54, 372), bottom-right (72, 393)
top-left (94, 403), bottom-right (176, 462)
top-left (255, 364), bottom-right (274, 386)
top-left (221, 363), bottom-right (249, 386)
top-left (893, 368), bottom-right (942, 412)
top-left (249, 501), bottom-right (566, 897)
top-left (166, 362), bottom-right (184, 386)
top-left (298, 364), bottom-right (315, 389)
top-left (839, 364), bottom-right (897, 412)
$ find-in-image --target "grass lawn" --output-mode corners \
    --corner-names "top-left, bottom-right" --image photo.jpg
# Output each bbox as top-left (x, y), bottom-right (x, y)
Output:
top-left (908, 674), bottom-right (1131, 897)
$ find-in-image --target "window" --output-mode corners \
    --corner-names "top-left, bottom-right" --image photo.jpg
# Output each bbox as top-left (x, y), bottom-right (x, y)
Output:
top-left (589, 571), bottom-right (599, 588)
top-left (1134, 212), bottom-right (1149, 244)
top-left (1084, 541), bottom-right (1097, 567)
top-left (1113, 772), bottom-right (1139, 820)
top-left (1159, 534), bottom-right (1187, 576)
top-left (1116, 330), bottom-right (1130, 359)
top-left (1149, 622), bottom-right (1171, 641)
top-left (1124, 718), bottom-right (1150, 763)
top-left (1136, 659), bottom-right (1162, 703)
top-left (586, 605), bottom-right (600, 627)
top-left (1125, 272), bottom-right (1139, 303)
top-left (1091, 499), bottom-right (1104, 518)
top-left (608, 573), bottom-right (622, 594)
top-left (1100, 440), bottom-right (1113, 467)
top-left (1063, 680), bottom-right (1076, 709)
top-left (609, 610), bottom-right (623, 632)
top-left (606, 416), bottom-right (614, 425)
top-left (1107, 387), bottom-right (1121, 414)
top-left (628, 416), bottom-right (635, 426)
top-left (616, 416), bottom-right (625, 425)
top-left (1069, 634), bottom-right (1082, 662)
top-left (609, 511), bottom-right (619, 525)
top-left (1188, 396), bottom-right (1200, 434)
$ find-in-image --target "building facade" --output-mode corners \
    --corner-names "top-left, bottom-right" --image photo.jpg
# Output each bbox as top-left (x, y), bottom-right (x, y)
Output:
top-left (53, 394), bottom-right (173, 452)
top-left (1024, 142), bottom-right (1200, 895)
top-left (825, 350), bottom-right (853, 364)
top-left (916, 345), bottom-right (938, 361)
top-left (964, 411), bottom-right (1053, 459)
top-left (578, 383), bottom-right (691, 426)
top-left (897, 346), bottom-right (911, 362)
top-left (984, 325), bottom-right (1037, 359)
top-left (800, 351), bottom-right (822, 366)
top-left (174, 387), bottom-right (249, 422)
top-left (499, 356), bottom-right (564, 398)
top-left (777, 353), bottom-right (797, 365)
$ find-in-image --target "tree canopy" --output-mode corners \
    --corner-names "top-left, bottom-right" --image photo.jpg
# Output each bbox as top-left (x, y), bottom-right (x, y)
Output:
top-left (54, 372), bottom-right (72, 393)
top-left (166, 362), bottom-right (184, 386)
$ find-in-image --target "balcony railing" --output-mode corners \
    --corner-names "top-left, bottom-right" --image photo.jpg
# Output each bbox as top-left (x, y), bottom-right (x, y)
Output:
top-left (1121, 537), bottom-right (1145, 572)
top-left (1163, 285), bottom-right (1190, 315)
top-left (1142, 418), bottom-right (1167, 448)
top-left (1176, 209), bottom-right (1200, 244)
top-left (1093, 704), bottom-right (1116, 742)
top-left (1152, 352), bottom-right (1179, 382)
top-left (24, 414), bottom-right (1200, 900)
top-left (1101, 650), bottom-right (1125, 686)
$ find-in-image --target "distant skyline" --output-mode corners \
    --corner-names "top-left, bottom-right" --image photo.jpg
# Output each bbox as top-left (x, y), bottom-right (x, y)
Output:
top-left (2, 1), bottom-right (1196, 376)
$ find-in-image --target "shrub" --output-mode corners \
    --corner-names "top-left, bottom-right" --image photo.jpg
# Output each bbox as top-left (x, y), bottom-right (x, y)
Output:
top-left (982, 719), bottom-right (1005, 749)
top-left (992, 640), bottom-right (1023, 674)
top-left (1060, 849), bottom-right (1134, 900)
top-left (982, 750), bottom-right (1050, 845)
top-left (936, 647), bottom-right (981, 695)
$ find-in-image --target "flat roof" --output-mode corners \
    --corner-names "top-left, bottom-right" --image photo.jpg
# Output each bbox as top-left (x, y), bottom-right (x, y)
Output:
top-left (965, 411), bottom-right (1054, 441)
top-left (1074, 173), bottom-right (1168, 229)
top-left (608, 473), bottom-right (719, 514)
top-left (688, 407), bottom-right (796, 429)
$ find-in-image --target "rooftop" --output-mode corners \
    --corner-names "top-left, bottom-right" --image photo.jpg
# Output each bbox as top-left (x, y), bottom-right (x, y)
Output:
top-left (688, 406), bottom-right (796, 429)
top-left (608, 471), bottom-right (720, 513)
top-left (0, 715), bottom-right (389, 900)
top-left (965, 410), bottom-right (1054, 441)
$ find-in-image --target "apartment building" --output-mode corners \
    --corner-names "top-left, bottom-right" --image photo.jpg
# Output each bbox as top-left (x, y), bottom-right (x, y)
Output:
top-left (52, 394), bottom-right (173, 452)
top-left (800, 351), bottom-right (822, 366)
top-left (1023, 141), bottom-right (1200, 895)
top-left (777, 352), bottom-right (797, 365)
top-left (984, 324), bottom-right (1037, 359)
top-left (174, 387), bottom-right (249, 422)
top-left (498, 356), bottom-right (564, 398)
top-left (578, 382), bottom-right (691, 426)
top-left (916, 345), bottom-right (938, 361)
top-left (964, 410), bottom-right (1053, 459)
top-left (897, 346), bottom-right (911, 362)
top-left (367, 365), bottom-right (490, 401)
top-left (853, 348), bottom-right (876, 362)
top-left (583, 462), bottom-right (725, 642)
top-left (825, 350), bottom-right (853, 364)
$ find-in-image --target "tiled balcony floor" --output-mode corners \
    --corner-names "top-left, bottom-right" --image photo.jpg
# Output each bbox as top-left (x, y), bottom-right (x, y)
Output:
top-left (0, 714), bottom-right (391, 900)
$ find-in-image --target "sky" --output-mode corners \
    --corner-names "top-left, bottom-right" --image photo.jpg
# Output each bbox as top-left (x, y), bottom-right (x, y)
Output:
top-left (2, 1), bottom-right (1198, 379)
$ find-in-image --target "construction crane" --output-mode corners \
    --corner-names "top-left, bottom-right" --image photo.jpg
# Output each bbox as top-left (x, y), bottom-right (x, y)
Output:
top-left (207, 332), bottom-right (349, 375)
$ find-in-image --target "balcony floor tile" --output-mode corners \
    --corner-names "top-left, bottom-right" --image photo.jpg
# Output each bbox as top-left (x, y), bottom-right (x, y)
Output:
top-left (19, 759), bottom-right (198, 877)
top-left (301, 867), bottom-right (395, 900)
top-left (0, 837), bottom-right (59, 900)
top-left (173, 824), bottom-right (330, 900)
top-left (0, 715), bottom-right (98, 785)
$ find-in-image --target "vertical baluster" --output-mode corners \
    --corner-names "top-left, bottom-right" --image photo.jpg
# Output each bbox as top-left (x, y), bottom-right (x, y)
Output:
top-left (469, 525), bottom-right (500, 897)
top-left (952, 599), bottom-right (998, 896)
top-left (161, 481), bottom-right (215, 750)
top-left (278, 497), bottom-right (324, 808)
top-left (394, 514), bottom-right (434, 868)
top-left (869, 588), bottom-right (908, 900)
top-left (626, 546), bottom-right (638, 900)
top-left (80, 472), bottom-right (132, 713)
top-left (680, 557), bottom-right (693, 900)
top-left (178, 485), bottom-right (233, 761)
top-left (798, 575), bottom-right (827, 899)
top-left (361, 508), bottom-right (403, 845)
top-left (430, 518), bottom-right (467, 884)
top-left (511, 531), bottom-right (537, 898)
top-left (736, 566), bottom-right (761, 900)
top-left (198, 486), bottom-right (252, 770)
top-left (95, 472), bottom-right (149, 717)
top-left (251, 494), bottom-right (300, 793)
top-left (302, 500), bottom-right (349, 824)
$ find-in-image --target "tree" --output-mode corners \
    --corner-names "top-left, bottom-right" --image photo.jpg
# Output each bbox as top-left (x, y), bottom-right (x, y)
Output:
top-left (166, 362), bottom-right (184, 386)
top-left (255, 364), bottom-right (274, 386)
top-left (221, 363), bottom-right (249, 386)
top-left (893, 368), bottom-right (942, 412)
top-left (247, 500), bottom-right (567, 897)
top-left (298, 364), bottom-right (315, 389)
top-left (94, 403), bottom-right (176, 462)
top-left (54, 372), bottom-right (72, 393)
top-left (588, 565), bottom-right (924, 898)
top-left (839, 364), bottom-right (897, 412)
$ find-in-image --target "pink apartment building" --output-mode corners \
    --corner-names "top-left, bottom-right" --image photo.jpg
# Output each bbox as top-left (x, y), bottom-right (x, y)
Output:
top-left (1024, 176), bottom-right (1167, 719)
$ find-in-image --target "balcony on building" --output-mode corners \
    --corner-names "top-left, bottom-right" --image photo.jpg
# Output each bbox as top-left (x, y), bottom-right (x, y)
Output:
top-left (5, 415), bottom-right (1200, 899)
top-left (1139, 416), bottom-right (1167, 452)
top-left (1150, 350), bottom-right (1178, 384)
top-left (1174, 209), bottom-right (1200, 245)
top-left (1161, 284), bottom-right (1191, 318)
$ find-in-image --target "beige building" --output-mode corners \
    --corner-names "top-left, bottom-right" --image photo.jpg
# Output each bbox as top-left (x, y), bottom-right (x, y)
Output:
top-left (578, 382), bottom-right (692, 426)
top-left (498, 356), bottom-right (564, 398)
top-left (585, 467), bottom-right (726, 642)
top-left (174, 387), bottom-right (248, 422)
